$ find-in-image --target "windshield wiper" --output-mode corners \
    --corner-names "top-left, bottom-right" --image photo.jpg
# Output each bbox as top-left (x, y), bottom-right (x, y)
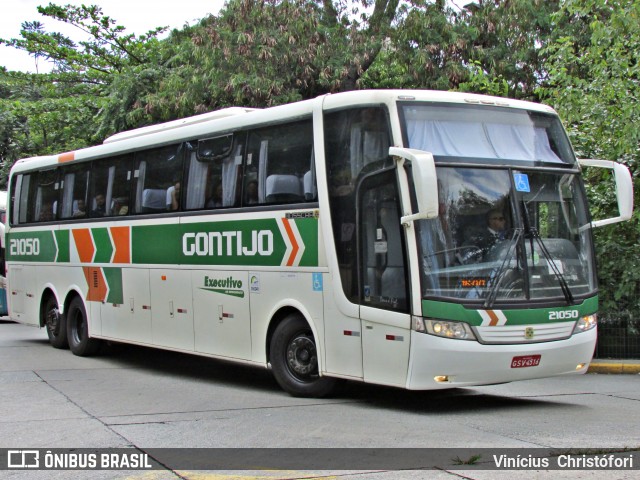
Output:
top-left (483, 228), bottom-right (523, 309)
top-left (529, 227), bottom-right (574, 305)
top-left (520, 200), bottom-right (574, 305)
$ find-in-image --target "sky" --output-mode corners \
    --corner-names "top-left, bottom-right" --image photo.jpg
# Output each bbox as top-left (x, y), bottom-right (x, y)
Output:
top-left (1, 0), bottom-right (226, 73)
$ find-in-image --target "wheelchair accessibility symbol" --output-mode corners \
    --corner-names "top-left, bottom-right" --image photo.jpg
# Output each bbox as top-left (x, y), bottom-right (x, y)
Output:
top-left (514, 173), bottom-right (530, 192)
top-left (312, 273), bottom-right (323, 292)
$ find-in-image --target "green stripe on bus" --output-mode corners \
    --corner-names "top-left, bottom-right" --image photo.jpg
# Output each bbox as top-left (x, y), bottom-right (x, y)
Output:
top-left (296, 218), bottom-right (319, 267)
top-left (6, 230), bottom-right (57, 262)
top-left (131, 218), bottom-right (319, 267)
top-left (103, 267), bottom-right (123, 304)
top-left (92, 228), bottom-right (114, 263)
top-left (422, 296), bottom-right (598, 326)
top-left (54, 230), bottom-right (70, 262)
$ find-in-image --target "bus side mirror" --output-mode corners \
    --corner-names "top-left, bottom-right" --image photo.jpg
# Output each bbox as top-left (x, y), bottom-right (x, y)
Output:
top-left (389, 147), bottom-right (439, 224)
top-left (579, 159), bottom-right (634, 228)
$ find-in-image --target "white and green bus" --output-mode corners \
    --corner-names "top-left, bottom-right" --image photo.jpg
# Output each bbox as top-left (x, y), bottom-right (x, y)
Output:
top-left (5, 90), bottom-right (633, 396)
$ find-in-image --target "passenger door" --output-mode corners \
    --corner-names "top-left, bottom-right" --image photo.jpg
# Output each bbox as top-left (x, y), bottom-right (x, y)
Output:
top-left (358, 170), bottom-right (411, 387)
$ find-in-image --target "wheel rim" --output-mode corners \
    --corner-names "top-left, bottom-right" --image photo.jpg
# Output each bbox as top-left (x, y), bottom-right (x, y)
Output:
top-left (45, 303), bottom-right (60, 336)
top-left (70, 309), bottom-right (85, 344)
top-left (286, 333), bottom-right (318, 381)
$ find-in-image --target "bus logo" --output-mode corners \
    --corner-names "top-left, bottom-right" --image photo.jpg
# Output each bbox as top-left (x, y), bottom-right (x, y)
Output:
top-left (200, 275), bottom-right (245, 298)
top-left (525, 327), bottom-right (535, 340)
top-left (182, 230), bottom-right (273, 257)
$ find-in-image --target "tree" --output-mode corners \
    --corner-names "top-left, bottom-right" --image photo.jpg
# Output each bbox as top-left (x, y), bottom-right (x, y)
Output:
top-left (460, 0), bottom-right (561, 100)
top-left (0, 3), bottom-right (170, 179)
top-left (134, 0), bottom-right (404, 118)
top-left (539, 0), bottom-right (640, 315)
top-left (0, 69), bottom-right (104, 185)
top-left (0, 3), bottom-right (167, 78)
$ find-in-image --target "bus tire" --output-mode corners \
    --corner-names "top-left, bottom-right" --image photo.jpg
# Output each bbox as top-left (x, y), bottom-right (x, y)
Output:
top-left (66, 297), bottom-right (100, 357)
top-left (43, 295), bottom-right (68, 349)
top-left (270, 313), bottom-right (337, 398)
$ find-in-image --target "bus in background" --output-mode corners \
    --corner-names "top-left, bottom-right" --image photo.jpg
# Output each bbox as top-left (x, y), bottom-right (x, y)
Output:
top-left (4, 91), bottom-right (633, 397)
top-left (0, 190), bottom-right (7, 316)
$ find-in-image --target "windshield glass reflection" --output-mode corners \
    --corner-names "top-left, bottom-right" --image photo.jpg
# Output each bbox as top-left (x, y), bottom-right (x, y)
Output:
top-left (416, 167), bottom-right (596, 305)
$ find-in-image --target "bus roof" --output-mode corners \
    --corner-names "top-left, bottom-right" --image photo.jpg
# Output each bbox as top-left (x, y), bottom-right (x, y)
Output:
top-left (102, 107), bottom-right (259, 144)
top-left (10, 90), bottom-right (558, 173)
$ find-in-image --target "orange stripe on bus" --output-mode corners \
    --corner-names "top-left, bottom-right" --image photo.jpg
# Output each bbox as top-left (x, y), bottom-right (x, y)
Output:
top-left (58, 151), bottom-right (75, 163)
top-left (110, 226), bottom-right (131, 263)
top-left (72, 229), bottom-right (95, 263)
top-left (282, 218), bottom-right (299, 267)
top-left (486, 310), bottom-right (500, 326)
top-left (83, 267), bottom-right (107, 302)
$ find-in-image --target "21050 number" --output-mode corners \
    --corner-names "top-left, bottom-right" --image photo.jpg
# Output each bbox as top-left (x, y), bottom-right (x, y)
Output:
top-left (9, 238), bottom-right (40, 256)
top-left (549, 310), bottom-right (579, 320)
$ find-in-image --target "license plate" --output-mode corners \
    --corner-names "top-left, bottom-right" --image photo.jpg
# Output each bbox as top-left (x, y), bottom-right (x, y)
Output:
top-left (511, 354), bottom-right (541, 368)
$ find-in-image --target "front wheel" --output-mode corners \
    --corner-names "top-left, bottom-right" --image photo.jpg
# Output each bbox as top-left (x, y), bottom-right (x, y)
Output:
top-left (270, 314), bottom-right (337, 397)
top-left (43, 295), bottom-right (68, 349)
top-left (66, 297), bottom-right (100, 356)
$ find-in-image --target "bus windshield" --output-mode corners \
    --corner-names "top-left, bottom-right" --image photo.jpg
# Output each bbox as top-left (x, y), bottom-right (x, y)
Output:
top-left (415, 167), bottom-right (596, 305)
top-left (400, 103), bottom-right (576, 167)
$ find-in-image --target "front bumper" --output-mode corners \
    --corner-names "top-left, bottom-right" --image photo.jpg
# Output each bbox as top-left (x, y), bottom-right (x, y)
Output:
top-left (406, 327), bottom-right (596, 390)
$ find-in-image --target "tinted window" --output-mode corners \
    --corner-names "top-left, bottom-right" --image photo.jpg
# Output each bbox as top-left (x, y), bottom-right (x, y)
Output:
top-left (60, 163), bottom-right (90, 219)
top-left (184, 136), bottom-right (244, 211)
top-left (244, 119), bottom-right (315, 206)
top-left (324, 107), bottom-right (391, 302)
top-left (90, 154), bottom-right (133, 217)
top-left (133, 145), bottom-right (184, 214)
top-left (18, 169), bottom-right (59, 223)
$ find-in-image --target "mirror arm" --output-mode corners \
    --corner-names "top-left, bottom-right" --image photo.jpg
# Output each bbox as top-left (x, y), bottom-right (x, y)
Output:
top-left (579, 159), bottom-right (634, 228)
top-left (389, 147), bottom-right (439, 226)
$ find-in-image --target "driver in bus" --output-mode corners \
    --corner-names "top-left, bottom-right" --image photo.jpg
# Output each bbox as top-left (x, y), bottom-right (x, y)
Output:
top-left (461, 208), bottom-right (508, 263)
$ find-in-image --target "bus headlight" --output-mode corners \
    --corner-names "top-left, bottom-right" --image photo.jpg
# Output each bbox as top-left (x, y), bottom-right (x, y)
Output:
top-left (573, 314), bottom-right (597, 334)
top-left (413, 317), bottom-right (476, 341)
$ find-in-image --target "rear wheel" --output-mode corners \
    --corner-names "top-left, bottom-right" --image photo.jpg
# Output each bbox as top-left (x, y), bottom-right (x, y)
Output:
top-left (66, 297), bottom-right (100, 356)
top-left (270, 313), bottom-right (337, 397)
top-left (43, 295), bottom-right (67, 349)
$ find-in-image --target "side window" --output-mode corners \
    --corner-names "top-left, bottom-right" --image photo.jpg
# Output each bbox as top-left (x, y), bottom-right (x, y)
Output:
top-left (23, 169), bottom-right (59, 223)
top-left (245, 119), bottom-right (315, 206)
top-left (133, 145), bottom-right (184, 214)
top-left (324, 107), bottom-right (391, 302)
top-left (325, 107), bottom-right (391, 193)
top-left (359, 170), bottom-right (408, 312)
top-left (14, 174), bottom-right (31, 224)
top-left (90, 154), bottom-right (133, 217)
top-left (9, 174), bottom-right (20, 225)
top-left (60, 163), bottom-right (90, 219)
top-left (184, 134), bottom-right (243, 210)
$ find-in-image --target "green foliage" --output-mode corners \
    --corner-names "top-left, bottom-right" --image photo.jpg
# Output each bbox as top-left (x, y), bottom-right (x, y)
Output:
top-left (0, 3), bottom-right (167, 77)
top-left (137, 0), bottom-right (403, 117)
top-left (539, 0), bottom-right (640, 316)
top-left (458, 60), bottom-right (509, 97)
top-left (0, 2), bottom-right (169, 179)
top-left (391, 0), bottom-right (468, 90)
top-left (461, 0), bottom-right (561, 100)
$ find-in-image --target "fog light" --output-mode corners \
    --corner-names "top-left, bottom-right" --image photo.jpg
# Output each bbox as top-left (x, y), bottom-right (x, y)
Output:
top-left (576, 363), bottom-right (586, 370)
top-left (434, 375), bottom-right (449, 383)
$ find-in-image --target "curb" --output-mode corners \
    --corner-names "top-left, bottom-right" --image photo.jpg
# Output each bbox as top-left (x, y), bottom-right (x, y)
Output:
top-left (588, 362), bottom-right (640, 374)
